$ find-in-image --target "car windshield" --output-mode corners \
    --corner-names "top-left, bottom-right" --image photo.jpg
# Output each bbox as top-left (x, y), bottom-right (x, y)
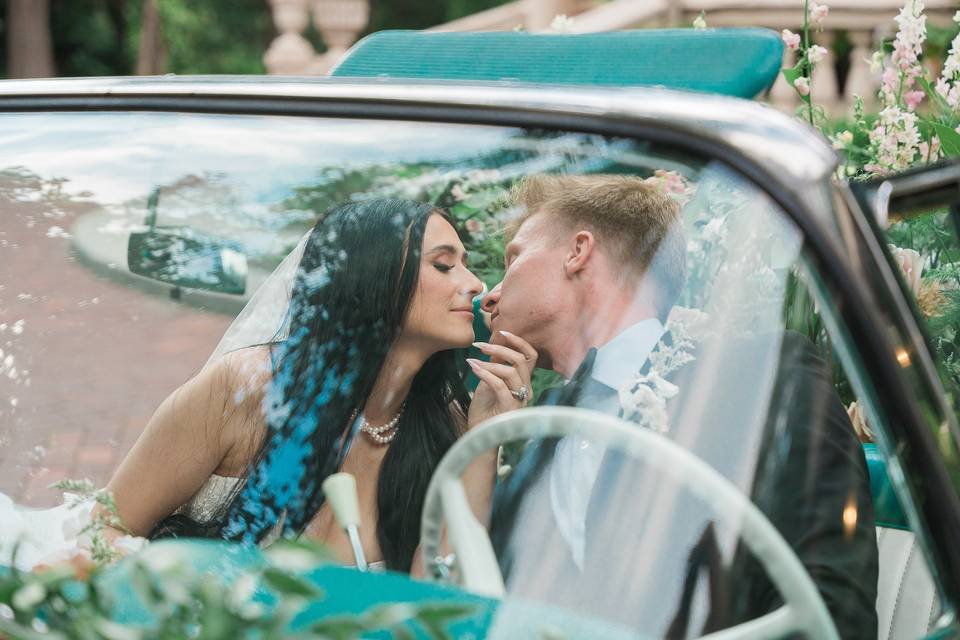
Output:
top-left (0, 109), bottom-right (905, 637)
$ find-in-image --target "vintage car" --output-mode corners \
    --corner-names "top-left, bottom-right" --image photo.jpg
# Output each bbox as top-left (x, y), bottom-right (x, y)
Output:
top-left (1, 28), bottom-right (959, 639)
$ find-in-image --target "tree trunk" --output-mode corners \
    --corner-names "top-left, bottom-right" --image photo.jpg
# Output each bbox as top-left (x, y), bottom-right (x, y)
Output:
top-left (106, 0), bottom-right (129, 68)
top-left (7, 0), bottom-right (56, 78)
top-left (136, 0), bottom-right (166, 75)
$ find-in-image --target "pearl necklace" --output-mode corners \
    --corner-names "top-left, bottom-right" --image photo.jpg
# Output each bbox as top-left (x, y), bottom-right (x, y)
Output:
top-left (356, 404), bottom-right (404, 445)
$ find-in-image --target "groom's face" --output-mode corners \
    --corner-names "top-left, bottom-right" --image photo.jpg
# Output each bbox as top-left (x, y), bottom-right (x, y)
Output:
top-left (483, 212), bottom-right (569, 352)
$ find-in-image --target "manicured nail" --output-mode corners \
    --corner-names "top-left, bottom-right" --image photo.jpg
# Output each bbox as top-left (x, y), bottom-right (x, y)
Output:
top-left (499, 330), bottom-right (516, 338)
top-left (472, 341), bottom-right (488, 349)
top-left (466, 358), bottom-right (481, 368)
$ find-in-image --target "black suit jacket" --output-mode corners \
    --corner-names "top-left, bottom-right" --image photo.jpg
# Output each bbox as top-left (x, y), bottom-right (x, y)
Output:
top-left (490, 331), bottom-right (879, 639)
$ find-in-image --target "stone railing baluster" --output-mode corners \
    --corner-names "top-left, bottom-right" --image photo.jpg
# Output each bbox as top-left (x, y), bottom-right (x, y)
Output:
top-left (264, 0), bottom-right (315, 75)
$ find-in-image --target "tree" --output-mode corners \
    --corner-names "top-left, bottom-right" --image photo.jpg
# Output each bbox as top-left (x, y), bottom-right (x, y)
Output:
top-left (136, 0), bottom-right (165, 74)
top-left (0, 0), bottom-right (511, 79)
top-left (7, 0), bottom-right (55, 78)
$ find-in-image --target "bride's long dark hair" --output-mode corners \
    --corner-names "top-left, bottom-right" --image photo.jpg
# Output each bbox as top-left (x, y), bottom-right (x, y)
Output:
top-left (151, 199), bottom-right (470, 572)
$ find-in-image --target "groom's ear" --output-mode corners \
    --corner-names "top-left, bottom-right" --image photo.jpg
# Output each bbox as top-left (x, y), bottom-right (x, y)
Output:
top-left (563, 230), bottom-right (595, 278)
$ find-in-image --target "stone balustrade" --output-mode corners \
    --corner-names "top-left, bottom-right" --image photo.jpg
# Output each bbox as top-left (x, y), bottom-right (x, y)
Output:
top-left (264, 0), bottom-right (370, 75)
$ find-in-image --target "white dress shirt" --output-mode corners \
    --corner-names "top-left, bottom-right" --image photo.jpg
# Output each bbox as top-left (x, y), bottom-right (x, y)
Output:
top-left (549, 318), bottom-right (664, 568)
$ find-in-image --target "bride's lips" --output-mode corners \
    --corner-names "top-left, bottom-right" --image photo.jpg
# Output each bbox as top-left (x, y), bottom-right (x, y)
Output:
top-left (451, 307), bottom-right (474, 319)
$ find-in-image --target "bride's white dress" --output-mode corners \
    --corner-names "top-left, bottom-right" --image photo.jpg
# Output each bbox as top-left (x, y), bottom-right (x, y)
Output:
top-left (0, 474), bottom-right (386, 571)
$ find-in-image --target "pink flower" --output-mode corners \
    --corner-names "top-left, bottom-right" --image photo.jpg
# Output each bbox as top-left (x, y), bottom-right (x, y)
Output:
top-left (450, 183), bottom-right (467, 202)
top-left (889, 245), bottom-right (924, 294)
top-left (919, 136), bottom-right (941, 160)
top-left (793, 76), bottom-right (811, 96)
top-left (809, 2), bottom-right (829, 25)
top-left (807, 44), bottom-right (828, 65)
top-left (465, 218), bottom-right (483, 236)
top-left (904, 90), bottom-right (925, 111)
top-left (781, 29), bottom-right (801, 51)
top-left (881, 67), bottom-right (899, 92)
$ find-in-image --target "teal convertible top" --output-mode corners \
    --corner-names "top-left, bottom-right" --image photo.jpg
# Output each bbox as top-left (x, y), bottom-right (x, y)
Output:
top-left (332, 28), bottom-right (784, 99)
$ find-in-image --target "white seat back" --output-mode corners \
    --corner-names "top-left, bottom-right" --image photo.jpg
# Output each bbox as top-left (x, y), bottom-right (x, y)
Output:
top-left (876, 527), bottom-right (939, 640)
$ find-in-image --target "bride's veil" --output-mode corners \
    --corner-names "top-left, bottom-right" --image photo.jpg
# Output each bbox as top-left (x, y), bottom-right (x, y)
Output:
top-left (204, 230), bottom-right (311, 366)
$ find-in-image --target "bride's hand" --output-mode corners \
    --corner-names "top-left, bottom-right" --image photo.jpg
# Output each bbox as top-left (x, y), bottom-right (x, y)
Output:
top-left (466, 330), bottom-right (538, 429)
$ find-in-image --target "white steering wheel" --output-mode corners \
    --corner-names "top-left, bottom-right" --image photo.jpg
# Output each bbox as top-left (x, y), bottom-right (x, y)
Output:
top-left (420, 407), bottom-right (839, 640)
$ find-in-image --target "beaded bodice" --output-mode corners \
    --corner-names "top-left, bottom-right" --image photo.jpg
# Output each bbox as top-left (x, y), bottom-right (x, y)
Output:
top-left (174, 474), bottom-right (385, 570)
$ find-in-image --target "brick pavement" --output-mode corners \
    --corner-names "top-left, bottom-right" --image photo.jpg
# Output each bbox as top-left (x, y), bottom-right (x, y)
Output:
top-left (1, 176), bottom-right (232, 507)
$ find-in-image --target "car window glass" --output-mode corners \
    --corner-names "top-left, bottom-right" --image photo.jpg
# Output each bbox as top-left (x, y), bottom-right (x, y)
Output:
top-left (0, 110), bottom-right (938, 637)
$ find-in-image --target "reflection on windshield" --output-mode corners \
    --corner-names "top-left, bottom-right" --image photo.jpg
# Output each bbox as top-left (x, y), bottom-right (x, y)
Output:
top-left (1, 112), bottom-right (882, 638)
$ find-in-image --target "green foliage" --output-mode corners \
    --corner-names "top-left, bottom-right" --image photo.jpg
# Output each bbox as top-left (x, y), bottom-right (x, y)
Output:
top-left (0, 0), bottom-right (513, 78)
top-left (0, 537), bottom-right (474, 639)
top-left (49, 0), bottom-right (138, 77)
top-left (156, 0), bottom-right (274, 75)
top-left (367, 0), bottom-right (507, 33)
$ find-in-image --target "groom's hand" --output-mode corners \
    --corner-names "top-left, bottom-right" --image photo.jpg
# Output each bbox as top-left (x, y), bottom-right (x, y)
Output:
top-left (466, 330), bottom-right (538, 429)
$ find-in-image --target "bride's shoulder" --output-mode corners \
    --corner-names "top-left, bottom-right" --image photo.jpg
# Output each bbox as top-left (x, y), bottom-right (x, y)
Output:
top-left (204, 345), bottom-right (275, 391)
top-left (202, 346), bottom-right (275, 470)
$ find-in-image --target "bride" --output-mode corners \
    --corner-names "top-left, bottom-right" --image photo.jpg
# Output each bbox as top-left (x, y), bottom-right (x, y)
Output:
top-left (1, 198), bottom-right (537, 574)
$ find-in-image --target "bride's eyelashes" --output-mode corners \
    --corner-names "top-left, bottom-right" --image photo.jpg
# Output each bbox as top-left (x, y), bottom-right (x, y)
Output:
top-left (432, 263), bottom-right (455, 273)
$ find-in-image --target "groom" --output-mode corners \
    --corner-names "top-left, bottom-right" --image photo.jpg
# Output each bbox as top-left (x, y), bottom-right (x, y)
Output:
top-left (481, 174), bottom-right (878, 638)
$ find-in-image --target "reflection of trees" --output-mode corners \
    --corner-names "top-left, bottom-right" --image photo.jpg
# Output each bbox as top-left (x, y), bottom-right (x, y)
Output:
top-left (0, 166), bottom-right (97, 218)
top-left (282, 131), bottom-right (646, 286)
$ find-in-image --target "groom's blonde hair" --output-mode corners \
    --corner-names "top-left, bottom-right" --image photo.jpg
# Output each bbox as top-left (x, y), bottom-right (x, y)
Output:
top-left (506, 174), bottom-right (686, 321)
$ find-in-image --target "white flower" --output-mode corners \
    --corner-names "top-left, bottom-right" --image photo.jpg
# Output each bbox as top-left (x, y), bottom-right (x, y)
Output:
top-left (702, 216), bottom-right (727, 243)
top-left (794, 76), bottom-right (811, 96)
top-left (666, 306), bottom-right (711, 342)
top-left (113, 535), bottom-right (148, 555)
top-left (228, 574), bottom-right (258, 611)
top-left (807, 45), bottom-right (828, 65)
top-left (868, 106), bottom-right (921, 173)
top-left (891, 0), bottom-right (926, 75)
top-left (847, 401), bottom-right (873, 441)
top-left (833, 130), bottom-right (854, 149)
top-left (12, 583), bottom-right (46, 611)
top-left (692, 12), bottom-right (707, 30)
top-left (808, 1), bottom-right (829, 25)
top-left (266, 546), bottom-right (317, 572)
top-left (550, 14), bottom-right (575, 33)
top-left (889, 244), bottom-right (924, 294)
top-left (869, 51), bottom-right (884, 74)
top-left (61, 493), bottom-right (94, 548)
top-left (619, 370), bottom-right (679, 434)
top-left (618, 381), bottom-right (670, 434)
top-left (781, 29), bottom-right (801, 51)
top-left (645, 371), bottom-right (679, 400)
top-left (936, 10), bottom-right (960, 113)
top-left (139, 545), bottom-right (183, 574)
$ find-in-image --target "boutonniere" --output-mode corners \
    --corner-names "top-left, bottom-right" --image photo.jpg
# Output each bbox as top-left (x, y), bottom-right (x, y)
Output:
top-left (618, 309), bottom-right (701, 433)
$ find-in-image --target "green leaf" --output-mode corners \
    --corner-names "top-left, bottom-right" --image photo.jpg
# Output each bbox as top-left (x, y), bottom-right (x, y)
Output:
top-left (0, 618), bottom-right (68, 640)
top-left (918, 76), bottom-right (954, 115)
top-left (415, 603), bottom-right (475, 624)
top-left (308, 617), bottom-right (367, 640)
top-left (930, 122), bottom-right (960, 157)
top-left (261, 568), bottom-right (321, 599)
top-left (781, 65), bottom-right (803, 86)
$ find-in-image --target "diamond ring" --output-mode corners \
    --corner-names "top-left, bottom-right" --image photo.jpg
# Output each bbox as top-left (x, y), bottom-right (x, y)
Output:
top-left (511, 385), bottom-right (529, 402)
